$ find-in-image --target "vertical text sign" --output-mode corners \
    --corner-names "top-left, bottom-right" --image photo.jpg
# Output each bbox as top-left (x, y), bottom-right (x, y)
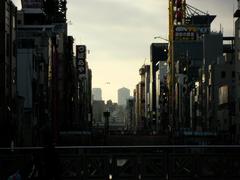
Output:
top-left (76, 45), bottom-right (86, 75)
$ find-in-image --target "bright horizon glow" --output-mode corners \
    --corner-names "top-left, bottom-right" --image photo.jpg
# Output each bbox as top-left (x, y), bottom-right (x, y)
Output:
top-left (12, 0), bottom-right (237, 102)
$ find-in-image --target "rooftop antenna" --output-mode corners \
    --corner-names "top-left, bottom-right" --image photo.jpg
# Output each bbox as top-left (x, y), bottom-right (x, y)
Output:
top-left (67, 20), bottom-right (73, 25)
top-left (144, 58), bottom-right (147, 65)
top-left (219, 23), bottom-right (224, 34)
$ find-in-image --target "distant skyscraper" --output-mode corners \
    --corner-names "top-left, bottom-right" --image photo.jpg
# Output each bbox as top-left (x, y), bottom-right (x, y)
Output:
top-left (118, 87), bottom-right (130, 106)
top-left (92, 88), bottom-right (102, 100)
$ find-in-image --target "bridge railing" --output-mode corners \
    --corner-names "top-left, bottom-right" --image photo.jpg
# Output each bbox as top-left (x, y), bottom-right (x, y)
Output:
top-left (1, 145), bottom-right (240, 180)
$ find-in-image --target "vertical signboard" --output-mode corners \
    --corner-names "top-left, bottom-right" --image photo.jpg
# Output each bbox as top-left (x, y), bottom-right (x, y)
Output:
top-left (76, 45), bottom-right (86, 75)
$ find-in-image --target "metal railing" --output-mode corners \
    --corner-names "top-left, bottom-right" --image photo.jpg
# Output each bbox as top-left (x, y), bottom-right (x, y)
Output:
top-left (1, 145), bottom-right (240, 180)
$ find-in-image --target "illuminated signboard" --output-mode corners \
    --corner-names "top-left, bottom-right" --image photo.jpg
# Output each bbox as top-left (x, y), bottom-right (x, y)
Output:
top-left (174, 25), bottom-right (210, 41)
top-left (22, 0), bottom-right (43, 8)
top-left (76, 45), bottom-right (86, 75)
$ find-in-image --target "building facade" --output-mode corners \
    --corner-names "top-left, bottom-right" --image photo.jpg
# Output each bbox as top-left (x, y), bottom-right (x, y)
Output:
top-left (0, 0), bottom-right (17, 147)
top-left (92, 88), bottom-right (102, 101)
top-left (234, 0), bottom-right (240, 142)
top-left (118, 87), bottom-right (130, 107)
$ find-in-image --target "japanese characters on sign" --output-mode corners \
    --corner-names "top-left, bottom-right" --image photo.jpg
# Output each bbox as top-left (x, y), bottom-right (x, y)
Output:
top-left (76, 45), bottom-right (87, 75)
top-left (174, 25), bottom-right (210, 41)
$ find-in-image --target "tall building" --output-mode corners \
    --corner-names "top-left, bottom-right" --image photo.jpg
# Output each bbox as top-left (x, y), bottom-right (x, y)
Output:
top-left (76, 47), bottom-right (92, 131)
top-left (17, 5), bottom-right (56, 146)
top-left (126, 98), bottom-right (135, 131)
top-left (16, 0), bottom-right (70, 146)
top-left (150, 43), bottom-right (168, 132)
top-left (134, 65), bottom-right (150, 132)
top-left (118, 87), bottom-right (130, 107)
top-left (168, 0), bottom-right (216, 135)
top-left (234, 0), bottom-right (240, 142)
top-left (156, 61), bottom-right (168, 133)
top-left (92, 100), bottom-right (105, 124)
top-left (134, 83), bottom-right (141, 131)
top-left (144, 65), bottom-right (151, 129)
top-left (186, 34), bottom-right (237, 144)
top-left (92, 88), bottom-right (102, 101)
top-left (0, 0), bottom-right (17, 147)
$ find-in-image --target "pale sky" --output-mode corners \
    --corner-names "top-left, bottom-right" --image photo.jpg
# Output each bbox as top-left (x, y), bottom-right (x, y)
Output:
top-left (13, 0), bottom-right (237, 102)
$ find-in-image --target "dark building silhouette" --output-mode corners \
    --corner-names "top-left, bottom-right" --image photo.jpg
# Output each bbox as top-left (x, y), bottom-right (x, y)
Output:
top-left (0, 0), bottom-right (17, 147)
top-left (150, 43), bottom-right (168, 132)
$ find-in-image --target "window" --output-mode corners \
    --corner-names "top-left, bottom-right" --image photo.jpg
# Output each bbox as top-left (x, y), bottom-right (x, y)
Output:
top-left (232, 71), bottom-right (236, 78)
top-left (219, 85), bottom-right (228, 105)
top-left (18, 39), bottom-right (34, 49)
top-left (6, 34), bottom-right (10, 57)
top-left (221, 71), bottom-right (226, 78)
top-left (224, 119), bottom-right (227, 124)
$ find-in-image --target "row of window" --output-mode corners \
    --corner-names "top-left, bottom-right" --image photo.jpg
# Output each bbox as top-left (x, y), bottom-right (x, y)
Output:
top-left (221, 71), bottom-right (236, 79)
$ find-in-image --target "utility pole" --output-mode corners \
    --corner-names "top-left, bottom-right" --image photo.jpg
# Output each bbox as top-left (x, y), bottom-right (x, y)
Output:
top-left (168, 0), bottom-right (187, 138)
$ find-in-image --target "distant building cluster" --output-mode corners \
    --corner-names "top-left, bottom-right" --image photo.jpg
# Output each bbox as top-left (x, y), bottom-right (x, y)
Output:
top-left (92, 87), bottom-right (130, 131)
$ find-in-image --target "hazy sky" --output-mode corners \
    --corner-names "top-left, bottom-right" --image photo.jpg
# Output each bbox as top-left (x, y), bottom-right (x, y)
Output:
top-left (13, 0), bottom-right (237, 102)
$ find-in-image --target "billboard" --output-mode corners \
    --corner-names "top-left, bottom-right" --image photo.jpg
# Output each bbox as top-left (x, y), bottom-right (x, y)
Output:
top-left (22, 0), bottom-right (43, 9)
top-left (174, 25), bottom-right (210, 41)
top-left (76, 45), bottom-right (87, 75)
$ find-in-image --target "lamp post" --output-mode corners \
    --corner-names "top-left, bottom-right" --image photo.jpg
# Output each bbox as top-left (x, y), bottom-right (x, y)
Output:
top-left (154, 36), bottom-right (169, 42)
top-left (103, 111), bottom-right (110, 145)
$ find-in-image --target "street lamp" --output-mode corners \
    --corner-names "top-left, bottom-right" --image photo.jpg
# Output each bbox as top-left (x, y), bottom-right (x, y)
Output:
top-left (154, 36), bottom-right (169, 42)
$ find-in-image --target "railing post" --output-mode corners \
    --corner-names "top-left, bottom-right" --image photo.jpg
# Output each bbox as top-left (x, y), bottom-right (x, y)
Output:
top-left (137, 152), bottom-right (141, 180)
top-left (82, 149), bottom-right (86, 180)
top-left (109, 154), bottom-right (113, 180)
